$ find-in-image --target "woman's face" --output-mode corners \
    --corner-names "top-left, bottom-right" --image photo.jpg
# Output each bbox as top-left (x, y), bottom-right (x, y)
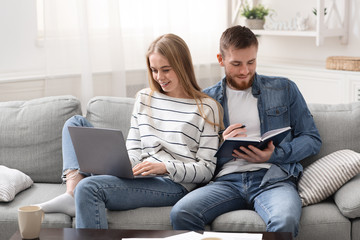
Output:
top-left (149, 52), bottom-right (187, 98)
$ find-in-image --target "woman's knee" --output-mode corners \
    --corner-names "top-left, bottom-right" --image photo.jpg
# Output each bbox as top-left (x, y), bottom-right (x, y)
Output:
top-left (64, 115), bottom-right (87, 128)
top-left (62, 115), bottom-right (94, 136)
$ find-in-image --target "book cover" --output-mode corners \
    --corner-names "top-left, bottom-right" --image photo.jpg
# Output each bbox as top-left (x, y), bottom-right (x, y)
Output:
top-left (215, 126), bottom-right (291, 158)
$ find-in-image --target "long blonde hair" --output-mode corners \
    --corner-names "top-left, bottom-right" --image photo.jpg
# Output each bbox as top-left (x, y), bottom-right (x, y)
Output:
top-left (146, 33), bottom-right (223, 130)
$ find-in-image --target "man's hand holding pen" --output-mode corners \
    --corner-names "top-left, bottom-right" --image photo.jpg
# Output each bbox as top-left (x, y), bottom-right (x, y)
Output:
top-left (222, 124), bottom-right (247, 140)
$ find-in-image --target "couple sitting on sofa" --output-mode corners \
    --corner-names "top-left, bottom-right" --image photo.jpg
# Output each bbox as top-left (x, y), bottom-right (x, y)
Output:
top-left (37, 26), bottom-right (321, 238)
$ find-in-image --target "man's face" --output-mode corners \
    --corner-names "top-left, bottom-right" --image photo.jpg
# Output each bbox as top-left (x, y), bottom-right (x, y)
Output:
top-left (217, 45), bottom-right (257, 90)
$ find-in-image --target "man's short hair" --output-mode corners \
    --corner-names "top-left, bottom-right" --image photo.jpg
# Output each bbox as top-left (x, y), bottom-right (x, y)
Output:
top-left (220, 25), bottom-right (258, 57)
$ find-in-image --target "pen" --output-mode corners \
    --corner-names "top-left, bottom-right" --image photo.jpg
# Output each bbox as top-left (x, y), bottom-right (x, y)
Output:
top-left (219, 125), bottom-right (246, 135)
top-left (232, 125), bottom-right (246, 131)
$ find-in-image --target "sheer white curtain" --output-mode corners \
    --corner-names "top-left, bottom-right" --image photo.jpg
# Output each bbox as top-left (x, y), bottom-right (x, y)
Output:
top-left (39, 0), bottom-right (228, 108)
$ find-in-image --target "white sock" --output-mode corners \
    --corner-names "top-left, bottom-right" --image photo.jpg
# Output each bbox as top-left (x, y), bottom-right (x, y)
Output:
top-left (36, 192), bottom-right (75, 217)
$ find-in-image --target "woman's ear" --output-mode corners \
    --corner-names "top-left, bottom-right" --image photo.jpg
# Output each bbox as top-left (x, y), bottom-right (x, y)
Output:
top-left (217, 54), bottom-right (224, 66)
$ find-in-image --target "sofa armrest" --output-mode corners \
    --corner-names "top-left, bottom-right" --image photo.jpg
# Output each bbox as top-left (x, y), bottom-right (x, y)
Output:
top-left (334, 173), bottom-right (360, 218)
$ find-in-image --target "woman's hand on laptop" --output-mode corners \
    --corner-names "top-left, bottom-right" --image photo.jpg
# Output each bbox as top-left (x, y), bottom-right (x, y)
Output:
top-left (132, 162), bottom-right (168, 176)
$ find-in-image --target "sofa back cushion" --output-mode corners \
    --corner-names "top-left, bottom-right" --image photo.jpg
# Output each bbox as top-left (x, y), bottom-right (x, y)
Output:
top-left (0, 96), bottom-right (82, 183)
top-left (302, 102), bottom-right (360, 168)
top-left (85, 98), bottom-right (360, 169)
top-left (86, 96), bottom-right (135, 140)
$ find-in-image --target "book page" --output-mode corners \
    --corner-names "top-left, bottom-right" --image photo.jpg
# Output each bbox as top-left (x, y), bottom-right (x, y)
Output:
top-left (261, 126), bottom-right (291, 141)
top-left (225, 136), bottom-right (261, 142)
top-left (122, 231), bottom-right (202, 240)
top-left (202, 231), bottom-right (263, 240)
top-left (122, 231), bottom-right (263, 240)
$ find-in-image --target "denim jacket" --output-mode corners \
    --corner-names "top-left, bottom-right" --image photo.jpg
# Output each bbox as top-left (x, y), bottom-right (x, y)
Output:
top-left (203, 73), bottom-right (322, 184)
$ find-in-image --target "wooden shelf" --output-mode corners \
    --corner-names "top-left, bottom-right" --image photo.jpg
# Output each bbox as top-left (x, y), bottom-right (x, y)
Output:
top-left (230, 0), bottom-right (350, 46)
top-left (253, 30), bottom-right (317, 37)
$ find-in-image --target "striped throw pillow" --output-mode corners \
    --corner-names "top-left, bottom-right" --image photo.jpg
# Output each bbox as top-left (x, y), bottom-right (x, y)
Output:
top-left (0, 165), bottom-right (33, 202)
top-left (298, 149), bottom-right (360, 207)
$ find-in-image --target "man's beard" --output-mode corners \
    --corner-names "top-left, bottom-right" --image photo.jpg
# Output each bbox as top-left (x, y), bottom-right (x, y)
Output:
top-left (226, 73), bottom-right (254, 90)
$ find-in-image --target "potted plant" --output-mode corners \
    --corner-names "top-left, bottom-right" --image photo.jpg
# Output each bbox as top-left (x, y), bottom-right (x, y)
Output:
top-left (312, 7), bottom-right (327, 16)
top-left (240, 3), bottom-right (270, 29)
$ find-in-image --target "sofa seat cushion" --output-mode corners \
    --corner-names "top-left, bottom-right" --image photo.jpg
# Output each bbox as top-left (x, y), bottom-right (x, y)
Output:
top-left (210, 201), bottom-right (350, 240)
top-left (0, 96), bottom-right (82, 183)
top-left (211, 210), bottom-right (266, 232)
top-left (106, 207), bottom-right (173, 230)
top-left (0, 165), bottom-right (33, 202)
top-left (296, 200), bottom-right (351, 240)
top-left (334, 174), bottom-right (360, 218)
top-left (352, 218), bottom-right (360, 240)
top-left (0, 183), bottom-right (72, 240)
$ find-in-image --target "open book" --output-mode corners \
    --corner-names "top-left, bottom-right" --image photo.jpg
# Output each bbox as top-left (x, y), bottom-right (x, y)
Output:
top-left (215, 126), bottom-right (291, 158)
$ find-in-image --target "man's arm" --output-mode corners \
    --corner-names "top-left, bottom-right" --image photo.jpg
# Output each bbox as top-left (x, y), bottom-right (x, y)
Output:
top-left (267, 81), bottom-right (322, 164)
top-left (231, 81), bottom-right (321, 164)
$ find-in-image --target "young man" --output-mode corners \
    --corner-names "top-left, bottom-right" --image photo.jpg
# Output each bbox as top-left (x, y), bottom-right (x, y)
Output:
top-left (170, 25), bottom-right (322, 237)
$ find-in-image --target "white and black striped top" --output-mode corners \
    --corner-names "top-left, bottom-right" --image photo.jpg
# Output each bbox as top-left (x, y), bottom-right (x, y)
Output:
top-left (126, 88), bottom-right (221, 191)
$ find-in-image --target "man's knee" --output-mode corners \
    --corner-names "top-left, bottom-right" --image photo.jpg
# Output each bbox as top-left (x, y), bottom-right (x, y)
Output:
top-left (170, 204), bottom-right (191, 226)
top-left (170, 205), bottom-right (184, 227)
top-left (267, 211), bottom-right (300, 237)
top-left (170, 202), bottom-right (205, 230)
top-left (74, 177), bottom-right (99, 201)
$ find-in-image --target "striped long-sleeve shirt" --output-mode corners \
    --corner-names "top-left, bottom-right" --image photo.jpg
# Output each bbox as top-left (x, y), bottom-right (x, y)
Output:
top-left (126, 88), bottom-right (221, 191)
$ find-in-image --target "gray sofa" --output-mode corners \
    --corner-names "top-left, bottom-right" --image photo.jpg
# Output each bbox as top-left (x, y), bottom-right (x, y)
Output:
top-left (1, 95), bottom-right (360, 240)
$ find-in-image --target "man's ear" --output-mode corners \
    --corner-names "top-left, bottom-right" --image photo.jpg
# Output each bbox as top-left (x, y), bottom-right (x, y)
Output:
top-left (217, 54), bottom-right (224, 66)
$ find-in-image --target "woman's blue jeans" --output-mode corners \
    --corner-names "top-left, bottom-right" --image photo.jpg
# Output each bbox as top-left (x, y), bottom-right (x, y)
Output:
top-left (62, 115), bottom-right (93, 178)
top-left (170, 169), bottom-right (302, 237)
top-left (62, 115), bottom-right (188, 229)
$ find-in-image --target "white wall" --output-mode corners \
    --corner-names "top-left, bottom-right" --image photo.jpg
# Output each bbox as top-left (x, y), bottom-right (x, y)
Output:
top-left (0, 0), bottom-right (226, 103)
top-left (0, 0), bottom-right (43, 78)
top-left (0, 0), bottom-right (359, 104)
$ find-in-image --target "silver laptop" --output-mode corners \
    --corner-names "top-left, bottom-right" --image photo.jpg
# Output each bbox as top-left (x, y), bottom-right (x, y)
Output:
top-left (68, 126), bottom-right (159, 179)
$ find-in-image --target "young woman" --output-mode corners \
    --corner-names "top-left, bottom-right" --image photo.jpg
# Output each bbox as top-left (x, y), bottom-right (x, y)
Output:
top-left (37, 33), bottom-right (223, 229)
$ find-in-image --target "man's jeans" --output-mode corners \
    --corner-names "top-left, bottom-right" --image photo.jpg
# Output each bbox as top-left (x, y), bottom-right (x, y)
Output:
top-left (170, 169), bottom-right (302, 237)
top-left (62, 115), bottom-right (188, 229)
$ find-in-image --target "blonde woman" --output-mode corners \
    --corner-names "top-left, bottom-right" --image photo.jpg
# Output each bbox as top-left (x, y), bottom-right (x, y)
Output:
top-left (38, 33), bottom-right (223, 229)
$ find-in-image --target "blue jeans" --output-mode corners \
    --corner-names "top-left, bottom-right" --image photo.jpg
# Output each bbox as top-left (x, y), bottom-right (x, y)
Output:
top-left (170, 169), bottom-right (302, 237)
top-left (62, 115), bottom-right (188, 228)
top-left (61, 115), bottom-right (93, 179)
top-left (75, 175), bottom-right (188, 228)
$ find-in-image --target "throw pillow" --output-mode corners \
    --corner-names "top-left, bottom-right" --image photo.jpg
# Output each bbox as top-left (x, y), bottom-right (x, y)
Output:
top-left (298, 149), bottom-right (360, 207)
top-left (0, 165), bottom-right (33, 202)
top-left (333, 174), bottom-right (360, 218)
